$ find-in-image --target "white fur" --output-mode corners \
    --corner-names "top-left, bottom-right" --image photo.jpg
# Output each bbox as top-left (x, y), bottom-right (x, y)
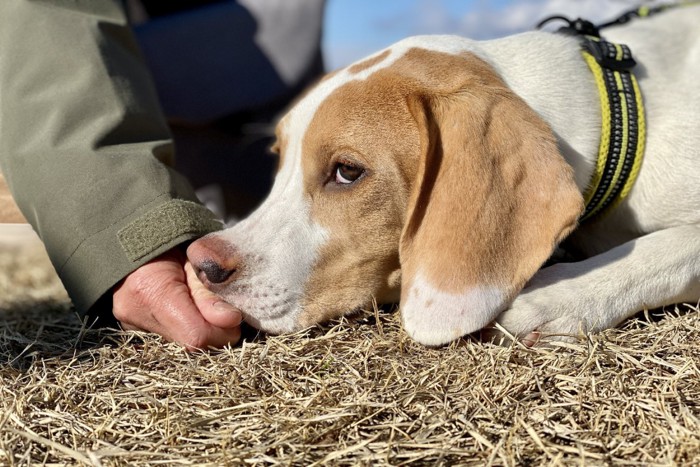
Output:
top-left (210, 6), bottom-right (700, 342)
top-left (207, 183), bottom-right (327, 334)
top-left (396, 9), bottom-right (700, 343)
top-left (208, 48), bottom-right (413, 333)
top-left (209, 95), bottom-right (331, 333)
top-left (401, 274), bottom-right (506, 346)
top-left (489, 7), bottom-right (700, 341)
top-left (359, 32), bottom-right (600, 191)
top-left (495, 225), bottom-right (700, 339)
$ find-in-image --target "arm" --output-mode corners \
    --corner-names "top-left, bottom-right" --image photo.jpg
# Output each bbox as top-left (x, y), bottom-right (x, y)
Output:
top-left (0, 0), bottom-right (241, 348)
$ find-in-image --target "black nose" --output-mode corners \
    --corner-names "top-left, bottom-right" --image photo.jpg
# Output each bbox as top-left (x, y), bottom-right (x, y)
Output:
top-left (197, 260), bottom-right (235, 284)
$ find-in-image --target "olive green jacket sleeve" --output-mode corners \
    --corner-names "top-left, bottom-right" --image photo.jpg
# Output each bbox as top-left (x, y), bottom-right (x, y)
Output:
top-left (0, 0), bottom-right (221, 312)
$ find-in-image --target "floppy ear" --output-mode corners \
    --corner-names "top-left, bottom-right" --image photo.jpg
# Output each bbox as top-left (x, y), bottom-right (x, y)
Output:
top-left (398, 51), bottom-right (583, 346)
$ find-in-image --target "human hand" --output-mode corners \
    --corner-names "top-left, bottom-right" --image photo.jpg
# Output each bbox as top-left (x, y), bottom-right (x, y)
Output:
top-left (113, 247), bottom-right (242, 350)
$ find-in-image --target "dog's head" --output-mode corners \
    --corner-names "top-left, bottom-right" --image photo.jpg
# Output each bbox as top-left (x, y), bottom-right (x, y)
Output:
top-left (187, 39), bottom-right (583, 345)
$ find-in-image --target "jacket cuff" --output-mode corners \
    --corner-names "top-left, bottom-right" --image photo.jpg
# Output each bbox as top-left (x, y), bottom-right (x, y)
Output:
top-left (60, 199), bottom-right (222, 313)
top-left (118, 199), bottom-right (222, 262)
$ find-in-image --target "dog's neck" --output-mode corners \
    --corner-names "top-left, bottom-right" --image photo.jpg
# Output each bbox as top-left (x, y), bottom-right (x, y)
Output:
top-left (476, 31), bottom-right (602, 194)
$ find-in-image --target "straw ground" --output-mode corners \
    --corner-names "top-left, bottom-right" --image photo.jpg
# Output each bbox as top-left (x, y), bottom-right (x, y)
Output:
top-left (1, 239), bottom-right (699, 466)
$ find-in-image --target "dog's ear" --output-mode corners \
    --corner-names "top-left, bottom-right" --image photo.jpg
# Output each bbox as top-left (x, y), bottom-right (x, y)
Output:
top-left (398, 51), bottom-right (583, 346)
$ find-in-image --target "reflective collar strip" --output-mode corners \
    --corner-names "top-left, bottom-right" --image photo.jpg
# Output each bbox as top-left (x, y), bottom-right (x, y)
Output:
top-left (579, 37), bottom-right (645, 222)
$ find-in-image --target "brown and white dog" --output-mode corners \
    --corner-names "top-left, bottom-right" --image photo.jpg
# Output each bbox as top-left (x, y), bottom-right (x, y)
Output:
top-left (188, 7), bottom-right (700, 346)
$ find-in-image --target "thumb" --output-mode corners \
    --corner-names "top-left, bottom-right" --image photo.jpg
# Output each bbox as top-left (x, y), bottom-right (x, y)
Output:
top-left (185, 261), bottom-right (243, 329)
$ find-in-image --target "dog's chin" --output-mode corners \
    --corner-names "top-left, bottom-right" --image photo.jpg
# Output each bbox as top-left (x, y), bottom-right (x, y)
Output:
top-left (210, 287), bottom-right (305, 335)
top-left (240, 311), bottom-right (304, 336)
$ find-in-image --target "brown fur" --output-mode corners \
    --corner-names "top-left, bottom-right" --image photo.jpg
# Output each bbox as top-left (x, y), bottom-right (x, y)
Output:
top-left (348, 50), bottom-right (391, 74)
top-left (279, 48), bottom-right (582, 326)
top-left (396, 50), bottom-right (583, 304)
top-left (296, 64), bottom-right (420, 325)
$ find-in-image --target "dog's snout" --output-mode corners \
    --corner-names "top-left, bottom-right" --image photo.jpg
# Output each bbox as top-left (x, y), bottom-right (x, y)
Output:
top-left (187, 236), bottom-right (241, 286)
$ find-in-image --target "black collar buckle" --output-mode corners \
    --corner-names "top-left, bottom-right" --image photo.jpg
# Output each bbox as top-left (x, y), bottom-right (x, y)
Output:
top-left (581, 38), bottom-right (637, 71)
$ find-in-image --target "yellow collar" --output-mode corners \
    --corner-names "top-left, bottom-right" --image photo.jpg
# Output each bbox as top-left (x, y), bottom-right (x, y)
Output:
top-left (578, 36), bottom-right (645, 222)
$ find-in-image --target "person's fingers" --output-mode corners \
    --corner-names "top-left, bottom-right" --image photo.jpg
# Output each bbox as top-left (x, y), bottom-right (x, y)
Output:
top-left (113, 269), bottom-right (171, 333)
top-left (112, 251), bottom-right (242, 350)
top-left (150, 282), bottom-right (241, 349)
top-left (119, 321), bottom-right (139, 331)
top-left (196, 323), bottom-right (242, 350)
top-left (116, 279), bottom-right (241, 350)
top-left (184, 261), bottom-right (243, 329)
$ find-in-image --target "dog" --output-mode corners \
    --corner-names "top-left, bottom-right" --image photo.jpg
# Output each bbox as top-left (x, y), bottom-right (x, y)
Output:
top-left (196, 6), bottom-right (696, 345)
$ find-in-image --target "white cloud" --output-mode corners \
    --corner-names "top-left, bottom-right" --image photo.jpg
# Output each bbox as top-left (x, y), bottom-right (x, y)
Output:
top-left (458, 0), bottom-right (635, 39)
top-left (323, 0), bottom-right (673, 69)
top-left (451, 0), bottom-right (673, 39)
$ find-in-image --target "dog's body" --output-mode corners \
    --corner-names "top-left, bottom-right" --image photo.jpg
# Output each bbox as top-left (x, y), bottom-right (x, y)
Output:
top-left (196, 7), bottom-right (695, 344)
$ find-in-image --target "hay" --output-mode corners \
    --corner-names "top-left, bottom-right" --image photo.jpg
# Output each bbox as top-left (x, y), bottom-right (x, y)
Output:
top-left (1, 241), bottom-right (699, 466)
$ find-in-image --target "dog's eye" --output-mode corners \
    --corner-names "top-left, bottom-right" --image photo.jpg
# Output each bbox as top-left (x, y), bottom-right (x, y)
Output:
top-left (334, 163), bottom-right (364, 184)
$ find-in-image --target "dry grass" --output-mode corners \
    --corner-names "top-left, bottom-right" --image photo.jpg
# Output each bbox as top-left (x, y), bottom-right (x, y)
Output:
top-left (1, 240), bottom-right (699, 466)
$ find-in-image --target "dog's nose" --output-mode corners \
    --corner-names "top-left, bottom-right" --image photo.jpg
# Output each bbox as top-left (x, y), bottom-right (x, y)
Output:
top-left (196, 259), bottom-right (235, 284)
top-left (186, 236), bottom-right (241, 285)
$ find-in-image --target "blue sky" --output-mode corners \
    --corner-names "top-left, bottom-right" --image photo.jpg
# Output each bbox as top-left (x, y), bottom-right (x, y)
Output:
top-left (322, 0), bottom-right (651, 69)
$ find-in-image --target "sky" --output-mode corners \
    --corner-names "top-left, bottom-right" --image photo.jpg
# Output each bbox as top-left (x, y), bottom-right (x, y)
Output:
top-left (322, 0), bottom-right (661, 70)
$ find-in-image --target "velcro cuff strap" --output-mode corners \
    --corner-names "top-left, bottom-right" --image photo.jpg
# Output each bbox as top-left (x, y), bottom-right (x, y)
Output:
top-left (118, 199), bottom-right (222, 262)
